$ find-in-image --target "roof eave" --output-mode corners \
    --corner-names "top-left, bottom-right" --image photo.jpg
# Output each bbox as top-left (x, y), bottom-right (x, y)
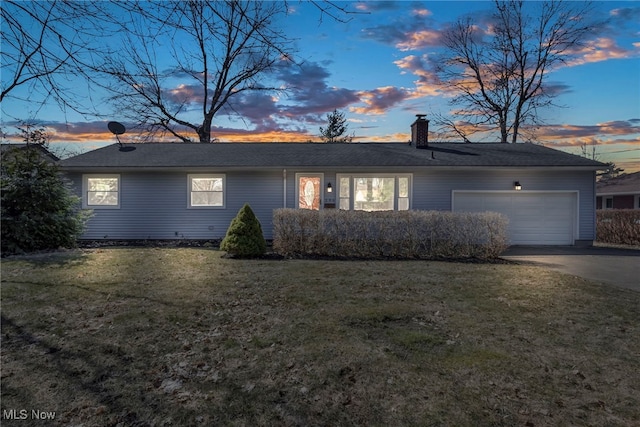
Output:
top-left (596, 191), bottom-right (640, 196)
top-left (59, 164), bottom-right (605, 172)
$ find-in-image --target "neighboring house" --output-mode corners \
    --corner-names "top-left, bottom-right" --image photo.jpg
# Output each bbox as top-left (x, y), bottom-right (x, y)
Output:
top-left (596, 171), bottom-right (640, 210)
top-left (59, 118), bottom-right (606, 246)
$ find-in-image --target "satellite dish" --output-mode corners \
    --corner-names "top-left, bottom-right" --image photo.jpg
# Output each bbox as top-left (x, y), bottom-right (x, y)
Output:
top-left (108, 121), bottom-right (126, 135)
top-left (107, 121), bottom-right (135, 151)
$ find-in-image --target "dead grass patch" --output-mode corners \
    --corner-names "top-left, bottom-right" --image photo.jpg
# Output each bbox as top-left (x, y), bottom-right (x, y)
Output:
top-left (1, 248), bottom-right (639, 426)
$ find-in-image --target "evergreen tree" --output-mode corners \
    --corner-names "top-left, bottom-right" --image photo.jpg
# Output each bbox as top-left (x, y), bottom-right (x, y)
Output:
top-left (220, 204), bottom-right (266, 257)
top-left (319, 109), bottom-right (353, 143)
top-left (1, 128), bottom-right (90, 254)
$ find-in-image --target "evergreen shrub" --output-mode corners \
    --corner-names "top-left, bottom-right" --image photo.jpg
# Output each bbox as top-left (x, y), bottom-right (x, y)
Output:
top-left (220, 204), bottom-right (266, 257)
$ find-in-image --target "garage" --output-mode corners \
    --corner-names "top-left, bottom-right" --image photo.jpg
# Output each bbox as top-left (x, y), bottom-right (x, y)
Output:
top-left (453, 191), bottom-right (577, 245)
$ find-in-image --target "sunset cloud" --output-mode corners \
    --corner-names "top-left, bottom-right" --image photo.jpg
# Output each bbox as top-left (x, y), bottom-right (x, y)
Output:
top-left (393, 55), bottom-right (444, 97)
top-left (212, 61), bottom-right (362, 133)
top-left (274, 61), bottom-right (360, 118)
top-left (566, 37), bottom-right (640, 66)
top-left (165, 84), bottom-right (202, 105)
top-left (352, 86), bottom-right (411, 115)
top-left (536, 120), bottom-right (640, 141)
top-left (396, 30), bottom-right (442, 51)
top-left (210, 128), bottom-right (312, 143)
top-left (412, 8), bottom-right (432, 18)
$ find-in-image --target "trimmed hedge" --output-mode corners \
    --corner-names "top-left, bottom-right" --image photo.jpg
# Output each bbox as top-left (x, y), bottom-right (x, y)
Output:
top-left (272, 209), bottom-right (508, 259)
top-left (596, 210), bottom-right (640, 246)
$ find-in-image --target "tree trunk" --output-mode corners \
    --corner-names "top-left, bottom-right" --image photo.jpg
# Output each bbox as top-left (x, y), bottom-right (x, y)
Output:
top-left (198, 116), bottom-right (213, 143)
top-left (499, 113), bottom-right (509, 143)
top-left (511, 120), bottom-right (520, 143)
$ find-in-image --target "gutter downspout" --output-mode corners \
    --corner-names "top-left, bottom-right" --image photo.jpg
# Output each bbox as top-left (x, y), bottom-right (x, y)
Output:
top-left (283, 169), bottom-right (287, 208)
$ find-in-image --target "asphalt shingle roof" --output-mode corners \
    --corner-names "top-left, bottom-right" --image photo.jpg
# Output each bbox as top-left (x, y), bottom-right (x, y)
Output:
top-left (59, 142), bottom-right (606, 170)
top-left (596, 171), bottom-right (640, 194)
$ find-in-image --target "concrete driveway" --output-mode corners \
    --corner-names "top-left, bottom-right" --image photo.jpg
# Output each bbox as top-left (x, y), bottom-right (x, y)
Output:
top-left (501, 246), bottom-right (640, 292)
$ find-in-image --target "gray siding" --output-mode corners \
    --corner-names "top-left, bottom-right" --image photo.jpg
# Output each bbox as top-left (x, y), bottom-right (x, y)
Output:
top-left (69, 171), bottom-right (283, 240)
top-left (410, 169), bottom-right (596, 241)
top-left (69, 168), bottom-right (596, 242)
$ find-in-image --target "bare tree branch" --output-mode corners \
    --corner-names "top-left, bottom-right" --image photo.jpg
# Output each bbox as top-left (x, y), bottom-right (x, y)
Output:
top-left (93, 0), bottom-right (295, 143)
top-left (306, 0), bottom-right (367, 24)
top-left (434, 0), bottom-right (599, 143)
top-left (1, 1), bottom-right (109, 117)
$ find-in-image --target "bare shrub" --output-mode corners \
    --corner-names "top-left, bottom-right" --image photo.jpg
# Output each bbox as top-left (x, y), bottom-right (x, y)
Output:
top-left (272, 209), bottom-right (508, 259)
top-left (597, 210), bottom-right (640, 246)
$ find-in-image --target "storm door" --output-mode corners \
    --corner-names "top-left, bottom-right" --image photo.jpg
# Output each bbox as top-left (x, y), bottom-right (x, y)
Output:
top-left (296, 174), bottom-right (323, 210)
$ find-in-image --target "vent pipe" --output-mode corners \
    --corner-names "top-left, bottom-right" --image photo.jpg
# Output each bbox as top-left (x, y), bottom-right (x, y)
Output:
top-left (411, 114), bottom-right (429, 149)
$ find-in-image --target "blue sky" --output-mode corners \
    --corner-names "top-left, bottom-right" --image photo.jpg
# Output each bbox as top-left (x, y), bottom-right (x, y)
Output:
top-left (2, 1), bottom-right (639, 172)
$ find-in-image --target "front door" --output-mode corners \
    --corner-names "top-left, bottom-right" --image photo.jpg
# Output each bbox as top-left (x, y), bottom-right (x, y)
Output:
top-left (296, 174), bottom-right (323, 210)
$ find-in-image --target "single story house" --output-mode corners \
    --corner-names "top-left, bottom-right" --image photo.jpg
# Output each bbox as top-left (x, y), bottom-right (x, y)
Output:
top-left (59, 118), bottom-right (606, 246)
top-left (596, 171), bottom-right (640, 210)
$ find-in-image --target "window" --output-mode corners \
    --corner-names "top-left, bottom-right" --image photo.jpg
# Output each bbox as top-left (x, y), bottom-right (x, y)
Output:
top-left (337, 174), bottom-right (411, 211)
top-left (83, 174), bottom-right (120, 208)
top-left (339, 176), bottom-right (350, 210)
top-left (188, 174), bottom-right (225, 208)
top-left (605, 197), bottom-right (613, 209)
top-left (398, 176), bottom-right (410, 210)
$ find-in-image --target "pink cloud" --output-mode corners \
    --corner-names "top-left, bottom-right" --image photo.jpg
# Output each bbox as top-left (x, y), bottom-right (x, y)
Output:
top-left (537, 121), bottom-right (640, 141)
top-left (164, 84), bottom-right (203, 105)
top-left (566, 37), bottom-right (639, 66)
top-left (396, 30), bottom-right (442, 51)
top-left (393, 55), bottom-right (450, 98)
top-left (412, 8), bottom-right (432, 18)
top-left (352, 86), bottom-right (411, 115)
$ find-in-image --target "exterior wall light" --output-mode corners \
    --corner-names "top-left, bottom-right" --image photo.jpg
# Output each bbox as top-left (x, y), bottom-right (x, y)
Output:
top-left (514, 181), bottom-right (522, 191)
top-left (327, 182), bottom-right (333, 193)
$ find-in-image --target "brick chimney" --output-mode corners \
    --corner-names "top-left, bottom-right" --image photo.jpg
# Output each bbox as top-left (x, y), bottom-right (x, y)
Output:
top-left (411, 114), bottom-right (429, 148)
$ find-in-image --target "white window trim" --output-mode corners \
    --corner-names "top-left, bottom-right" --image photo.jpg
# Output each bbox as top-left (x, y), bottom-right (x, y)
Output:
top-left (82, 174), bottom-right (120, 209)
top-left (336, 173), bottom-right (412, 211)
top-left (187, 174), bottom-right (226, 209)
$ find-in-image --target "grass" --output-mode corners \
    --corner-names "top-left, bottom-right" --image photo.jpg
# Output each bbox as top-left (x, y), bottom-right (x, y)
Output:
top-left (1, 247), bottom-right (639, 426)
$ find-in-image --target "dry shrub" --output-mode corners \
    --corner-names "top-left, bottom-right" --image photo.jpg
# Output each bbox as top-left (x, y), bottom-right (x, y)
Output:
top-left (597, 210), bottom-right (640, 245)
top-left (272, 209), bottom-right (508, 259)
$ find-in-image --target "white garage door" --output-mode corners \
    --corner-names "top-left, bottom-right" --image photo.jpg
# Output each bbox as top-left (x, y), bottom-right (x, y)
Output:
top-left (453, 192), bottom-right (577, 245)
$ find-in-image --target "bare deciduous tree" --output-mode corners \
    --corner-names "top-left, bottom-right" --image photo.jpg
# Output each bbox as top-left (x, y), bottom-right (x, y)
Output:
top-left (435, 0), bottom-right (598, 143)
top-left (0, 0), bottom-right (104, 113)
top-left (97, 0), bottom-right (294, 143)
top-left (1, 0), bottom-right (355, 141)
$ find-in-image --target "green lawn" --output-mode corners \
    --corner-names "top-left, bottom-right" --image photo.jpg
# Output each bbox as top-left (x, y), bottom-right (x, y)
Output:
top-left (1, 248), bottom-right (639, 426)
